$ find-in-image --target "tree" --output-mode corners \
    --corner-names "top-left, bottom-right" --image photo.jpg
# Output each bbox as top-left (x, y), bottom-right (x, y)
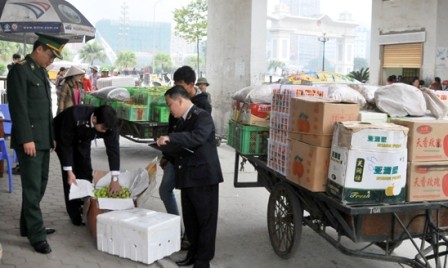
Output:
top-left (78, 41), bottom-right (106, 65)
top-left (173, 0), bottom-right (207, 75)
top-left (115, 51), bottom-right (137, 69)
top-left (154, 53), bottom-right (174, 73)
top-left (184, 55), bottom-right (205, 72)
top-left (348, 67), bottom-right (369, 83)
top-left (354, 57), bottom-right (369, 71)
top-left (267, 60), bottom-right (285, 74)
top-left (305, 57), bottom-right (335, 72)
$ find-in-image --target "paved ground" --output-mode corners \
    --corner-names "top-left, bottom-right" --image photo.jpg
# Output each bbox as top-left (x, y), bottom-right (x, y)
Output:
top-left (0, 137), bottom-right (419, 268)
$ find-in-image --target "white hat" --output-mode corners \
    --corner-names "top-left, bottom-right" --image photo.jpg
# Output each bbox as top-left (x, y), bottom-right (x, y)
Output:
top-left (64, 66), bottom-right (85, 78)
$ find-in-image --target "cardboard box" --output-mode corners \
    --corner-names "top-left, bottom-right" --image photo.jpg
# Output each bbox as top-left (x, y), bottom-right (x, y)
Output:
top-left (288, 132), bottom-right (332, 148)
top-left (288, 96), bottom-right (360, 135)
top-left (391, 118), bottom-right (448, 162)
top-left (238, 102), bottom-right (271, 127)
top-left (407, 161), bottom-right (448, 202)
top-left (85, 159), bottom-right (158, 238)
top-left (331, 121), bottom-right (408, 151)
top-left (327, 148), bottom-right (407, 204)
top-left (359, 111), bottom-right (388, 124)
top-left (286, 139), bottom-right (330, 192)
top-left (97, 208), bottom-right (180, 264)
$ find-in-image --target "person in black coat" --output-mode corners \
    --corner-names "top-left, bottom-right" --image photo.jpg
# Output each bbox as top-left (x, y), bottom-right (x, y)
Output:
top-left (156, 85), bottom-right (223, 268)
top-left (53, 105), bottom-right (121, 226)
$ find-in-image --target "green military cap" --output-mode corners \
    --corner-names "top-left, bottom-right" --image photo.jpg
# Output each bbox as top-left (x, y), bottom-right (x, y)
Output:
top-left (101, 67), bottom-right (109, 72)
top-left (196, 77), bottom-right (209, 86)
top-left (35, 32), bottom-right (69, 60)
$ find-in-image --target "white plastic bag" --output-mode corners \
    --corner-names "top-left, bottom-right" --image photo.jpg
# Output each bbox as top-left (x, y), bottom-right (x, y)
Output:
top-left (421, 88), bottom-right (448, 119)
top-left (374, 83), bottom-right (427, 117)
top-left (231, 85), bottom-right (273, 103)
top-left (327, 84), bottom-right (367, 107)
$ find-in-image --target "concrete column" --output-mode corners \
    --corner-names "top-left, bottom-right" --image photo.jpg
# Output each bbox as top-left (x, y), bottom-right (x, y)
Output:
top-left (206, 0), bottom-right (267, 137)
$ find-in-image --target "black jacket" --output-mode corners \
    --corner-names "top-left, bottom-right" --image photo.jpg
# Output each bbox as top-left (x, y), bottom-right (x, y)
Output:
top-left (53, 105), bottom-right (120, 170)
top-left (169, 105), bottom-right (223, 189)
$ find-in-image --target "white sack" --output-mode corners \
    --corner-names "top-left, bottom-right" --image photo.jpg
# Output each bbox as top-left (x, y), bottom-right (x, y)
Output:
top-left (327, 84), bottom-right (367, 107)
top-left (421, 88), bottom-right (448, 119)
top-left (349, 84), bottom-right (379, 103)
top-left (231, 85), bottom-right (273, 103)
top-left (374, 83), bottom-right (426, 117)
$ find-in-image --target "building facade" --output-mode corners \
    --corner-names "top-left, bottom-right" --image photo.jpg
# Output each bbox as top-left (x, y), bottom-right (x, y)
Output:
top-left (370, 0), bottom-right (448, 85)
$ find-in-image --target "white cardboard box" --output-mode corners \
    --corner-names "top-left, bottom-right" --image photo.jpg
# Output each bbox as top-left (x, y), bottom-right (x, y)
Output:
top-left (97, 208), bottom-right (180, 264)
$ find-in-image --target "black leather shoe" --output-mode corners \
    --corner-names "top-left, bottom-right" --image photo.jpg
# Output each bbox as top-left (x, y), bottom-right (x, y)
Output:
top-left (32, 240), bottom-right (52, 254)
top-left (176, 256), bottom-right (195, 266)
top-left (21, 228), bottom-right (56, 237)
top-left (70, 216), bottom-right (85, 226)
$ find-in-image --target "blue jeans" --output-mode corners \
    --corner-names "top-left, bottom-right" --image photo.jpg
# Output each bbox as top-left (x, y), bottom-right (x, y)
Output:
top-left (159, 161), bottom-right (180, 215)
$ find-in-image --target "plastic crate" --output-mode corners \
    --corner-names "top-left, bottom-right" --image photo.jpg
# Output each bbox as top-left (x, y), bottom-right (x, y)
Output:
top-left (84, 94), bottom-right (102, 107)
top-left (227, 120), bottom-right (235, 147)
top-left (151, 106), bottom-right (169, 123)
top-left (120, 103), bottom-right (150, 121)
top-left (234, 123), bottom-right (269, 155)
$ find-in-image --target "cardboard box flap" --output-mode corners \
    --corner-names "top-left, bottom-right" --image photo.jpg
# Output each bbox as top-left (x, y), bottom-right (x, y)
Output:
top-left (333, 121), bottom-right (408, 150)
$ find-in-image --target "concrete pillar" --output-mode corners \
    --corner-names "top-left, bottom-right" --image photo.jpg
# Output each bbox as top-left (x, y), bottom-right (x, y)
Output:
top-left (206, 0), bottom-right (267, 137)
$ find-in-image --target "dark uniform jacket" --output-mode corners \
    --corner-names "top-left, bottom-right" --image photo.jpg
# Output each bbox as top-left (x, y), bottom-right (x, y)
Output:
top-left (169, 105), bottom-right (223, 189)
top-left (7, 55), bottom-right (54, 150)
top-left (53, 105), bottom-right (120, 170)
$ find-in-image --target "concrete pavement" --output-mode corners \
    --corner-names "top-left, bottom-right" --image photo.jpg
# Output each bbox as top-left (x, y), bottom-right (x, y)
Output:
top-left (0, 138), bottom-right (408, 268)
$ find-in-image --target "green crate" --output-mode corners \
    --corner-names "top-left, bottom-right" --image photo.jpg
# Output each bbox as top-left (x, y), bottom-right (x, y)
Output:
top-left (84, 94), bottom-right (102, 107)
top-left (119, 103), bottom-right (150, 121)
top-left (234, 124), bottom-right (269, 155)
top-left (227, 120), bottom-right (235, 147)
top-left (105, 99), bottom-right (122, 111)
top-left (151, 105), bottom-right (169, 123)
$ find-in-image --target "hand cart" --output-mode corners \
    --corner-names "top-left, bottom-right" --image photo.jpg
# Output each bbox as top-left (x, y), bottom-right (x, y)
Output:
top-left (234, 152), bottom-right (448, 268)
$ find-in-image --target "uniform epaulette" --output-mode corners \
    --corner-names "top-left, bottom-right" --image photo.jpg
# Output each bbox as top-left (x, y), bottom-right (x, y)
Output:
top-left (18, 59), bottom-right (27, 65)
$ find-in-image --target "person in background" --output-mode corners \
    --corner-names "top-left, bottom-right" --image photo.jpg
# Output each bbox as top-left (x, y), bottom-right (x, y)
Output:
top-left (386, 75), bottom-right (396, 85)
top-left (55, 67), bottom-right (67, 101)
top-left (430, 77), bottom-right (443, 91)
top-left (100, 67), bottom-right (110, 78)
top-left (82, 70), bottom-right (92, 92)
top-left (7, 53), bottom-right (21, 71)
top-left (196, 77), bottom-right (211, 103)
top-left (57, 66), bottom-right (85, 114)
top-left (411, 77), bottom-right (420, 88)
top-left (89, 66), bottom-right (99, 91)
top-left (53, 105), bottom-right (121, 226)
top-left (7, 32), bottom-right (68, 254)
top-left (156, 85), bottom-right (223, 268)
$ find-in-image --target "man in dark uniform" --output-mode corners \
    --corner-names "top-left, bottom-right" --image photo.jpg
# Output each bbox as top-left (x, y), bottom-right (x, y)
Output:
top-left (53, 105), bottom-right (121, 226)
top-left (7, 33), bottom-right (68, 254)
top-left (156, 86), bottom-right (223, 268)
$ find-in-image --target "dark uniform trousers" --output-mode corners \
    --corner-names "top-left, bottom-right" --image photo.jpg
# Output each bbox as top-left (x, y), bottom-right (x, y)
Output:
top-left (16, 148), bottom-right (50, 244)
top-left (56, 139), bottom-right (93, 220)
top-left (182, 184), bottom-right (219, 268)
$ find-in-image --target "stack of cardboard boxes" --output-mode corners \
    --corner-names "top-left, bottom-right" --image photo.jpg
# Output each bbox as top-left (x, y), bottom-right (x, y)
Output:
top-left (268, 85), bottom-right (328, 175)
top-left (285, 97), bottom-right (359, 191)
top-left (391, 118), bottom-right (448, 202)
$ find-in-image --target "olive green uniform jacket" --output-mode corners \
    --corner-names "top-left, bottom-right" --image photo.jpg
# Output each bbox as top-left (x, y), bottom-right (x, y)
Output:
top-left (7, 55), bottom-right (54, 150)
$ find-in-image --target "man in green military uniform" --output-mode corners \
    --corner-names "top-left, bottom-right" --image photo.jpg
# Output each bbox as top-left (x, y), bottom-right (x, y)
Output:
top-left (7, 33), bottom-right (68, 254)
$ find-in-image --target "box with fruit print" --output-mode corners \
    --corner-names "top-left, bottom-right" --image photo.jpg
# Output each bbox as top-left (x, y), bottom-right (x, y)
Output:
top-left (407, 161), bottom-right (448, 202)
top-left (288, 96), bottom-right (360, 136)
top-left (390, 118), bottom-right (448, 162)
top-left (327, 147), bottom-right (407, 204)
top-left (326, 121), bottom-right (408, 204)
top-left (286, 139), bottom-right (331, 192)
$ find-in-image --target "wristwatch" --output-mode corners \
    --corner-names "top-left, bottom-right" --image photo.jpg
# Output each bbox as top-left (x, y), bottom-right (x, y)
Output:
top-left (112, 176), bottom-right (119, 182)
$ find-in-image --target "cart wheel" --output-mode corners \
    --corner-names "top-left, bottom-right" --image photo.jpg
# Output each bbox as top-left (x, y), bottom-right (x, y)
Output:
top-left (267, 182), bottom-right (303, 259)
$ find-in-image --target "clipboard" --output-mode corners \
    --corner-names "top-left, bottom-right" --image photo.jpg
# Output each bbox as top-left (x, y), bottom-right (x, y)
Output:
top-left (149, 142), bottom-right (194, 155)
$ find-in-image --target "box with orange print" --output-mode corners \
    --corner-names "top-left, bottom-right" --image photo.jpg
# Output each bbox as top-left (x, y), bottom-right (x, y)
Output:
top-left (407, 161), bottom-right (448, 202)
top-left (391, 118), bottom-right (448, 162)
